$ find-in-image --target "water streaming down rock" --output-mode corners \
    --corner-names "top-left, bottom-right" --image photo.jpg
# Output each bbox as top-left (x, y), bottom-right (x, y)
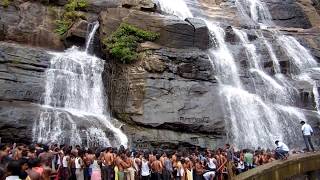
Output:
top-left (262, 38), bottom-right (281, 74)
top-left (277, 35), bottom-right (318, 74)
top-left (274, 105), bottom-right (307, 146)
top-left (233, 0), bottom-right (318, 146)
top-left (235, 0), bottom-right (319, 109)
top-left (179, 0), bottom-right (312, 148)
top-left (233, 28), bottom-right (294, 105)
top-left (85, 21), bottom-right (100, 53)
top-left (206, 22), bottom-right (284, 148)
top-left (207, 23), bottom-right (242, 88)
top-left (220, 85), bottom-right (282, 148)
top-left (235, 0), bottom-right (273, 27)
top-left (157, 0), bottom-right (193, 20)
top-left (296, 74), bottom-right (320, 112)
top-left (32, 23), bottom-right (128, 147)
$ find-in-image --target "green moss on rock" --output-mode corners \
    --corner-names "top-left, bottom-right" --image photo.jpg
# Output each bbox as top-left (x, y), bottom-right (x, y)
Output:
top-left (54, 0), bottom-right (87, 36)
top-left (103, 23), bottom-right (160, 64)
top-left (1, 0), bottom-right (10, 7)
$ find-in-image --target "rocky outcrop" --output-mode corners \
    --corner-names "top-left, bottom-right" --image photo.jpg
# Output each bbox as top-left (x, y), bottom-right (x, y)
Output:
top-left (0, 2), bottom-right (64, 50)
top-left (99, 8), bottom-right (212, 49)
top-left (0, 42), bottom-right (50, 103)
top-left (265, 0), bottom-right (312, 29)
top-left (105, 43), bottom-right (225, 136)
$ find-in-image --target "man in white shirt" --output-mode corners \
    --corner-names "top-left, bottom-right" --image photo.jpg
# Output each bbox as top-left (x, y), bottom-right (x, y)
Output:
top-left (300, 121), bottom-right (315, 152)
top-left (275, 140), bottom-right (289, 160)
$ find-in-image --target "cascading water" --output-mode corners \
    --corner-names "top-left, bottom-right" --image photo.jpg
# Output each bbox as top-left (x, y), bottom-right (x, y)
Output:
top-left (85, 21), bottom-right (100, 53)
top-left (233, 28), bottom-right (294, 105)
top-left (233, 0), bottom-right (320, 147)
top-left (158, 0), bottom-right (316, 148)
top-left (235, 0), bottom-right (319, 108)
top-left (157, 0), bottom-right (193, 20)
top-left (32, 22), bottom-right (128, 147)
top-left (235, 0), bottom-right (274, 28)
top-left (277, 35), bottom-right (318, 74)
top-left (207, 22), bottom-right (283, 148)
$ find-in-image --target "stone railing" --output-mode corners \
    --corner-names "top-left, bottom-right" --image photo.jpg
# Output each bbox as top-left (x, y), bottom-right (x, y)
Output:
top-left (234, 152), bottom-right (320, 180)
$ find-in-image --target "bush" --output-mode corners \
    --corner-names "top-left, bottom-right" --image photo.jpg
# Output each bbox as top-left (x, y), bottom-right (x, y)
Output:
top-left (54, 0), bottom-right (87, 36)
top-left (103, 23), bottom-right (160, 64)
top-left (1, 0), bottom-right (10, 7)
top-left (65, 0), bottom-right (88, 11)
top-left (55, 19), bottom-right (72, 36)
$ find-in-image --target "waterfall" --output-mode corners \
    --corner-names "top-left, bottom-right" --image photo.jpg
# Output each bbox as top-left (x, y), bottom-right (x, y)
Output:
top-left (263, 38), bottom-right (281, 74)
top-left (207, 23), bottom-right (242, 88)
top-left (85, 21), bottom-right (99, 53)
top-left (233, 28), bottom-right (294, 105)
top-left (233, 0), bottom-right (319, 147)
top-left (296, 74), bottom-right (320, 112)
top-left (32, 23), bottom-right (128, 147)
top-left (235, 0), bottom-right (273, 27)
top-left (235, 0), bottom-right (319, 112)
top-left (206, 22), bottom-right (284, 148)
top-left (157, 0), bottom-right (193, 20)
top-left (220, 85), bottom-right (282, 148)
top-left (277, 35), bottom-right (317, 74)
top-left (155, 0), bottom-right (314, 148)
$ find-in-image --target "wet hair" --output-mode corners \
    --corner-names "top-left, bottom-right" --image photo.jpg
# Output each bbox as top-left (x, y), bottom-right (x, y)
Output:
top-left (42, 145), bottom-right (49, 152)
top-left (181, 158), bottom-right (186, 164)
top-left (275, 140), bottom-right (279, 144)
top-left (144, 154), bottom-right (149, 160)
top-left (28, 158), bottom-right (41, 168)
top-left (19, 158), bottom-right (28, 167)
top-left (300, 121), bottom-right (305, 124)
top-left (156, 154), bottom-right (161, 160)
top-left (0, 144), bottom-right (9, 151)
top-left (153, 150), bottom-right (157, 155)
top-left (21, 149), bottom-right (28, 157)
top-left (7, 160), bottom-right (21, 176)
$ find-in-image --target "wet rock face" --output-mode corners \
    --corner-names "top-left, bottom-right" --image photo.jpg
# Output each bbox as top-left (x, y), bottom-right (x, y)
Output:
top-left (0, 42), bottom-right (50, 103)
top-left (0, 2), bottom-right (64, 50)
top-left (0, 42), bottom-right (46, 143)
top-left (106, 47), bottom-right (225, 136)
top-left (265, 0), bottom-right (312, 29)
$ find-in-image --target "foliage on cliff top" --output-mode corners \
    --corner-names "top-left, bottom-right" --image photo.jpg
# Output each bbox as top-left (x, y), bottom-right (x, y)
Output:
top-left (54, 0), bottom-right (87, 36)
top-left (103, 23), bottom-right (160, 64)
top-left (1, 0), bottom-right (10, 7)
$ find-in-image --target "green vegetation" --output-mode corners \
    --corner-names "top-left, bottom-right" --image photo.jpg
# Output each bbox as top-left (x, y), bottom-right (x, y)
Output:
top-left (54, 0), bottom-right (87, 36)
top-left (64, 0), bottom-right (88, 11)
top-left (1, 0), bottom-right (10, 7)
top-left (103, 23), bottom-right (160, 64)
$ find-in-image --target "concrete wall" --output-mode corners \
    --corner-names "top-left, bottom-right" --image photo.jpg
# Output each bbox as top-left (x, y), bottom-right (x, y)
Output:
top-left (235, 152), bottom-right (320, 180)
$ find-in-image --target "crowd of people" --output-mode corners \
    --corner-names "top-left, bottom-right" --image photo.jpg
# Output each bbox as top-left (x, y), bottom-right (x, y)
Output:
top-left (0, 142), bottom-right (292, 180)
top-left (0, 121), bottom-right (316, 180)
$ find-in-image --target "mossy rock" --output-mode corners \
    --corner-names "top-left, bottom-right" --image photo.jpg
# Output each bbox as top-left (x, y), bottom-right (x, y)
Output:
top-left (103, 23), bottom-right (160, 64)
top-left (1, 0), bottom-right (10, 7)
top-left (54, 0), bottom-right (88, 36)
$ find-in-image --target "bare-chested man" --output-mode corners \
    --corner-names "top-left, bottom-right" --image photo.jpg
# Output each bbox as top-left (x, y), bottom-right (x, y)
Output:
top-left (102, 147), bottom-right (114, 180)
top-left (194, 159), bottom-right (204, 180)
top-left (83, 150), bottom-right (94, 180)
top-left (115, 152), bottom-right (129, 180)
top-left (151, 154), bottom-right (163, 180)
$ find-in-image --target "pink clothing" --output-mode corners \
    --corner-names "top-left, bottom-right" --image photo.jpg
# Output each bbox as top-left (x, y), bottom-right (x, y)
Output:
top-left (91, 171), bottom-right (101, 180)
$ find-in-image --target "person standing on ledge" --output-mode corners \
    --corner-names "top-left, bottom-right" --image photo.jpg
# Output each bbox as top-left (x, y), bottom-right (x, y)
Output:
top-left (300, 121), bottom-right (315, 152)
